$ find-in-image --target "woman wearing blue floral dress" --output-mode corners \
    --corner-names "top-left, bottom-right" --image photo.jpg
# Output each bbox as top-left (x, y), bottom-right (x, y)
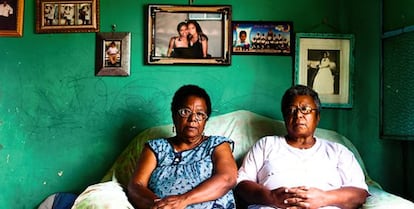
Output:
top-left (127, 85), bottom-right (237, 209)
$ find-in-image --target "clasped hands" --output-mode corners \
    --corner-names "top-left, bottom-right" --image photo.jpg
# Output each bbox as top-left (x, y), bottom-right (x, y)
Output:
top-left (150, 195), bottom-right (187, 209)
top-left (272, 186), bottom-right (326, 209)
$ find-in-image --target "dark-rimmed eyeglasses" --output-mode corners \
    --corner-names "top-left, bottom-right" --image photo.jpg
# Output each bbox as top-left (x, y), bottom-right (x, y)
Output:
top-left (286, 105), bottom-right (317, 115)
top-left (177, 108), bottom-right (208, 121)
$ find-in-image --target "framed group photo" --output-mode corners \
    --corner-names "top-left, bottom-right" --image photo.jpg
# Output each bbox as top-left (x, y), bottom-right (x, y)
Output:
top-left (232, 21), bottom-right (293, 55)
top-left (36, 0), bottom-right (99, 33)
top-left (0, 0), bottom-right (24, 37)
top-left (146, 4), bottom-right (232, 65)
top-left (295, 33), bottom-right (355, 108)
top-left (95, 32), bottom-right (131, 76)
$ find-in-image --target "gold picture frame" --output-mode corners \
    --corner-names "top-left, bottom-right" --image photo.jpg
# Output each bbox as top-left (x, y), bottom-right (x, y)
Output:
top-left (36, 0), bottom-right (99, 33)
top-left (0, 0), bottom-right (24, 37)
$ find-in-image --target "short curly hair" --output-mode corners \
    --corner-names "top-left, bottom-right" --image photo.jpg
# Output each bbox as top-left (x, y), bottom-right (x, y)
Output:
top-left (171, 84), bottom-right (212, 118)
top-left (281, 85), bottom-right (321, 118)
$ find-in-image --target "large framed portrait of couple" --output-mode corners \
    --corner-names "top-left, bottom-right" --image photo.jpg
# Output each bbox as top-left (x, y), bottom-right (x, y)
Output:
top-left (146, 5), bottom-right (232, 65)
top-left (295, 33), bottom-right (355, 108)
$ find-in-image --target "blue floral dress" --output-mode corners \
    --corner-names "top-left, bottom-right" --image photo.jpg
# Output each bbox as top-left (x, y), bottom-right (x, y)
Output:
top-left (147, 136), bottom-right (236, 209)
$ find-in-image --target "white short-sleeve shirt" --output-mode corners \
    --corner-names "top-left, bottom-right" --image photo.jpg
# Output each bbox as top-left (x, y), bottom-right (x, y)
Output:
top-left (237, 136), bottom-right (368, 209)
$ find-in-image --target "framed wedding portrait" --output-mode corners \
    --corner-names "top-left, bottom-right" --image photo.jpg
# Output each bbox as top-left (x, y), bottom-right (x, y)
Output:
top-left (0, 0), bottom-right (24, 37)
top-left (35, 0), bottom-right (99, 33)
top-left (232, 21), bottom-right (293, 55)
top-left (95, 32), bottom-right (131, 76)
top-left (146, 4), bottom-right (232, 65)
top-left (295, 33), bottom-right (355, 108)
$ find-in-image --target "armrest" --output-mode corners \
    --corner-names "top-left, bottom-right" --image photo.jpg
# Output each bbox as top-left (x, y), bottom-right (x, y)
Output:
top-left (363, 186), bottom-right (414, 209)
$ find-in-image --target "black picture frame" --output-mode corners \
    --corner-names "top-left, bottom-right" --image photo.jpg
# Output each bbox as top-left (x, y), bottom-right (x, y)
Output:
top-left (231, 21), bottom-right (293, 55)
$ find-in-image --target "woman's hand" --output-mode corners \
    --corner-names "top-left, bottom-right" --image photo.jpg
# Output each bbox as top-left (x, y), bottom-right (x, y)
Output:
top-left (150, 195), bottom-right (188, 209)
top-left (284, 186), bottom-right (368, 209)
top-left (268, 187), bottom-right (294, 208)
top-left (283, 186), bottom-right (326, 209)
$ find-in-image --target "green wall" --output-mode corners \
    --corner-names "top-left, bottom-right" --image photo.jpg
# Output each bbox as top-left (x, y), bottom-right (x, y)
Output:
top-left (0, 0), bottom-right (413, 208)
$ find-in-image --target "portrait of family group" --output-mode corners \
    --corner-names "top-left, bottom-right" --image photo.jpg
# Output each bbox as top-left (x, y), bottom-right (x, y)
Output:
top-left (146, 5), bottom-right (232, 65)
top-left (232, 21), bottom-right (293, 55)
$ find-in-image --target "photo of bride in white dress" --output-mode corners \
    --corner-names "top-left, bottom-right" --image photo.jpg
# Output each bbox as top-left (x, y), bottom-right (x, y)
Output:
top-left (307, 50), bottom-right (339, 95)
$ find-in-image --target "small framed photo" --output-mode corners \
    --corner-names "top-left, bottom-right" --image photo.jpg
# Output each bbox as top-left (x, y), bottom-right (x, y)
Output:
top-left (95, 32), bottom-right (131, 76)
top-left (36, 0), bottom-right (99, 33)
top-left (146, 4), bottom-right (232, 65)
top-left (0, 0), bottom-right (24, 37)
top-left (295, 33), bottom-right (354, 108)
top-left (232, 21), bottom-right (293, 55)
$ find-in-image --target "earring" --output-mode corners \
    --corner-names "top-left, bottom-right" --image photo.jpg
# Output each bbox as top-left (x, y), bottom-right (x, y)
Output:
top-left (172, 126), bottom-right (175, 133)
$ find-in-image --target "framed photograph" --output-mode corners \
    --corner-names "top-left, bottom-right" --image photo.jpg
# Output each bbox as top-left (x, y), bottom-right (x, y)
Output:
top-left (232, 21), bottom-right (293, 55)
top-left (35, 0), bottom-right (99, 33)
top-left (146, 4), bottom-right (232, 65)
top-left (95, 32), bottom-right (131, 76)
top-left (295, 33), bottom-right (354, 108)
top-left (0, 0), bottom-right (24, 37)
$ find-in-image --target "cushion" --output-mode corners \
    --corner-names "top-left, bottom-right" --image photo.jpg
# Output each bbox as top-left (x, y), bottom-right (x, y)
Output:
top-left (71, 179), bottom-right (134, 209)
top-left (100, 110), bottom-right (414, 209)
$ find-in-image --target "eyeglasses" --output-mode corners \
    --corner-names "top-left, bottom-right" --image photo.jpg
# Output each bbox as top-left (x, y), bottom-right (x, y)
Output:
top-left (177, 108), bottom-right (208, 121)
top-left (286, 105), bottom-right (318, 115)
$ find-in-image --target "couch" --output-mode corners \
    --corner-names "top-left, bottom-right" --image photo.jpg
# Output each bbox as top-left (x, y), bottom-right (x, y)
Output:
top-left (101, 110), bottom-right (414, 208)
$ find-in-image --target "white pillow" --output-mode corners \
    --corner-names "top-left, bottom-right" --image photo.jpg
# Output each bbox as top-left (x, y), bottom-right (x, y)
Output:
top-left (71, 178), bottom-right (134, 209)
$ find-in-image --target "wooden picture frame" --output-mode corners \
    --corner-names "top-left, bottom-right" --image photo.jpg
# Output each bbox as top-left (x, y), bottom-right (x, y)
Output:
top-left (0, 0), bottom-right (24, 37)
top-left (36, 0), bottom-right (99, 33)
top-left (232, 21), bottom-right (293, 55)
top-left (295, 33), bottom-right (354, 108)
top-left (146, 4), bottom-right (232, 65)
top-left (95, 32), bottom-right (131, 76)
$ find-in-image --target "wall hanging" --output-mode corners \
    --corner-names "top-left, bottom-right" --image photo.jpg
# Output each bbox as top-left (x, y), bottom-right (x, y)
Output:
top-left (0, 0), bottom-right (24, 37)
top-left (95, 32), bottom-right (131, 76)
top-left (36, 0), bottom-right (99, 33)
top-left (145, 4), bottom-right (232, 65)
top-left (231, 21), bottom-right (293, 56)
top-left (295, 33), bottom-right (354, 108)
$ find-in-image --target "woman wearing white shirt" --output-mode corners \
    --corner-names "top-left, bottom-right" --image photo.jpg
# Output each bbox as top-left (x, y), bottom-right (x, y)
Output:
top-left (236, 85), bottom-right (368, 209)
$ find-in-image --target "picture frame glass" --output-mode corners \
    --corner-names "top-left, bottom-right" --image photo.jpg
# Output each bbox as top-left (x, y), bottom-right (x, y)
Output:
top-left (295, 33), bottom-right (354, 108)
top-left (146, 5), bottom-right (232, 65)
top-left (0, 0), bottom-right (24, 37)
top-left (232, 21), bottom-right (293, 55)
top-left (36, 0), bottom-right (99, 33)
top-left (95, 32), bottom-right (131, 76)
